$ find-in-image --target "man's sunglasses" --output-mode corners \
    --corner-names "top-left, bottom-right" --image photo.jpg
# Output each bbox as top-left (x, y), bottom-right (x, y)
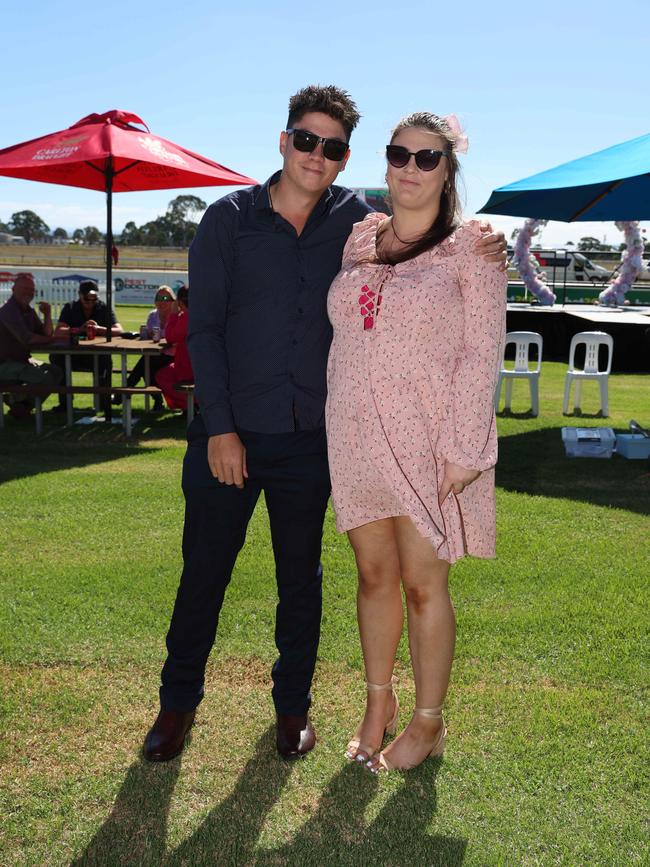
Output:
top-left (286, 128), bottom-right (349, 162)
top-left (386, 145), bottom-right (448, 172)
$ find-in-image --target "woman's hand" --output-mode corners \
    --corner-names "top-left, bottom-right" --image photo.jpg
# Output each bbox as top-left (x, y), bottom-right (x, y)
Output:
top-left (438, 461), bottom-right (480, 504)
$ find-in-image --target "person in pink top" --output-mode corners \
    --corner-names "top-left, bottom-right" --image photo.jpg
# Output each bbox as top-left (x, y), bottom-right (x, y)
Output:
top-left (156, 286), bottom-right (193, 410)
top-left (326, 112), bottom-right (506, 772)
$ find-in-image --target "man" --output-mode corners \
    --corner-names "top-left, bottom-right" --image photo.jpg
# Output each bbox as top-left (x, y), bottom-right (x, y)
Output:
top-left (49, 279), bottom-right (123, 413)
top-left (0, 273), bottom-right (63, 419)
top-left (144, 85), bottom-right (507, 762)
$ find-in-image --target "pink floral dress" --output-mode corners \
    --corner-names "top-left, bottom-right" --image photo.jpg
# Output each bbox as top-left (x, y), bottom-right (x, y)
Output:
top-left (325, 213), bottom-right (506, 563)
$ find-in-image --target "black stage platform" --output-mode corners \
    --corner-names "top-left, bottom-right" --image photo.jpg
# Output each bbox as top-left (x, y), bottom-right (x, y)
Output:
top-left (506, 304), bottom-right (650, 372)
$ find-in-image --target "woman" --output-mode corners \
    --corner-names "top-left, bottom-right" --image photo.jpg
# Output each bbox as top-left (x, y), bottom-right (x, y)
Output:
top-left (325, 113), bottom-right (506, 772)
top-left (113, 285), bottom-right (176, 410)
top-left (156, 286), bottom-right (193, 410)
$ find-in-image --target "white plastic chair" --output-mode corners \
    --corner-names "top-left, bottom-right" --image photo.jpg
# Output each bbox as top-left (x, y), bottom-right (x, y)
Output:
top-left (563, 331), bottom-right (613, 416)
top-left (494, 331), bottom-right (543, 416)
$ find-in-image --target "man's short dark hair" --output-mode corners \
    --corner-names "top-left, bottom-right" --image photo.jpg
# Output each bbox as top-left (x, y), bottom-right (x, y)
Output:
top-left (287, 85), bottom-right (361, 142)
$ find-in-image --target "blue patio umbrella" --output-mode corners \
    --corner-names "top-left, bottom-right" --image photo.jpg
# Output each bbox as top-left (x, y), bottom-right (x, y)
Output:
top-left (479, 133), bottom-right (650, 221)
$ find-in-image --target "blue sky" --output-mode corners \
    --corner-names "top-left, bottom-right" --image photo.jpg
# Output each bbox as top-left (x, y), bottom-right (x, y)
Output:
top-left (2, 0), bottom-right (647, 248)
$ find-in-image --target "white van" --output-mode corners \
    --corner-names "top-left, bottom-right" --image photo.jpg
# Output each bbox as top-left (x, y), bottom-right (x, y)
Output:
top-left (530, 250), bottom-right (610, 284)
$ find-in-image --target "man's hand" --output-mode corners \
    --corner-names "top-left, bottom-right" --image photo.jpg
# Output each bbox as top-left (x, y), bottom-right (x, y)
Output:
top-left (439, 461), bottom-right (480, 505)
top-left (207, 433), bottom-right (248, 488)
top-left (37, 301), bottom-right (51, 315)
top-left (475, 220), bottom-right (508, 270)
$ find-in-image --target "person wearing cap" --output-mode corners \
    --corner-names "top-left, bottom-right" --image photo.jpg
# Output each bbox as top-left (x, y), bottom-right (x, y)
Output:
top-left (49, 279), bottom-right (123, 413)
top-left (0, 273), bottom-right (64, 419)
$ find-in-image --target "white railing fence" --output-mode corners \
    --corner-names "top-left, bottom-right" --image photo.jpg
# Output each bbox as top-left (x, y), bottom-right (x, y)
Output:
top-left (0, 279), bottom-right (107, 321)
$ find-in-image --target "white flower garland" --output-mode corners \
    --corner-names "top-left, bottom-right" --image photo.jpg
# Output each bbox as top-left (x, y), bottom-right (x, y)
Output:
top-left (512, 218), bottom-right (556, 305)
top-left (598, 221), bottom-right (644, 306)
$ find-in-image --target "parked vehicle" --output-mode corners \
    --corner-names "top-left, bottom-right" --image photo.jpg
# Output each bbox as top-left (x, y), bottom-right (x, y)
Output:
top-left (531, 250), bottom-right (610, 284)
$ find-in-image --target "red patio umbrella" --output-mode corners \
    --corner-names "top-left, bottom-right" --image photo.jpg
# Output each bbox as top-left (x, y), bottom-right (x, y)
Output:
top-left (0, 110), bottom-right (257, 338)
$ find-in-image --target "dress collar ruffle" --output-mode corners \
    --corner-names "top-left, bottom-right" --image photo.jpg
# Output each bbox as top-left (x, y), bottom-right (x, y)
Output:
top-left (353, 212), bottom-right (473, 268)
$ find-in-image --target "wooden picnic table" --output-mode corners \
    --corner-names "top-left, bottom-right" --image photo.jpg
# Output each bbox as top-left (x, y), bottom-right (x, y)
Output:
top-left (47, 336), bottom-right (167, 424)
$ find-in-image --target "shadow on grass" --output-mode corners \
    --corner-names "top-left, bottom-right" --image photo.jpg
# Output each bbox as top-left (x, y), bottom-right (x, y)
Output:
top-left (0, 412), bottom-right (188, 485)
top-left (70, 752), bottom-right (182, 866)
top-left (254, 756), bottom-right (466, 867)
top-left (70, 731), bottom-right (465, 867)
top-left (497, 426), bottom-right (650, 515)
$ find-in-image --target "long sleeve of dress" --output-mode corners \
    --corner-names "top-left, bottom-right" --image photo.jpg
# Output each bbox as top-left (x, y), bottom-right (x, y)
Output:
top-left (440, 224), bottom-right (507, 471)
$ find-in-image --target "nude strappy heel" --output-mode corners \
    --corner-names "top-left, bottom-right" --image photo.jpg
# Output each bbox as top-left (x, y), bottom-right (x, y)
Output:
top-left (372, 705), bottom-right (447, 772)
top-left (345, 677), bottom-right (399, 762)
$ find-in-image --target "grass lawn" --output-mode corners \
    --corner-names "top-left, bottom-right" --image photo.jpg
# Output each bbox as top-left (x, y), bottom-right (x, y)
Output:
top-left (1, 329), bottom-right (648, 865)
top-left (0, 244), bottom-right (188, 272)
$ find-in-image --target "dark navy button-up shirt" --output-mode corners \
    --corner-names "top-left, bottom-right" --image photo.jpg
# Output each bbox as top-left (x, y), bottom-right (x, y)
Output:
top-left (188, 171), bottom-right (373, 436)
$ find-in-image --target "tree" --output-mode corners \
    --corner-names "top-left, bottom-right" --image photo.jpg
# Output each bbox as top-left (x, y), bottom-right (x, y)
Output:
top-left (8, 210), bottom-right (50, 244)
top-left (565, 241), bottom-right (574, 247)
top-left (0, 219), bottom-right (9, 233)
top-left (110, 195), bottom-right (208, 248)
top-left (119, 221), bottom-right (143, 246)
top-left (167, 195), bottom-right (207, 224)
top-left (166, 195), bottom-right (206, 247)
top-left (140, 217), bottom-right (172, 247)
top-left (72, 228), bottom-right (84, 242)
top-left (53, 227), bottom-right (68, 239)
top-left (83, 226), bottom-right (103, 245)
top-left (578, 236), bottom-right (602, 251)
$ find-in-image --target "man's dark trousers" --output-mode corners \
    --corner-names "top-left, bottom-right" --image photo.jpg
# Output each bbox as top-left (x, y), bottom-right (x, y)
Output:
top-left (160, 415), bottom-right (331, 716)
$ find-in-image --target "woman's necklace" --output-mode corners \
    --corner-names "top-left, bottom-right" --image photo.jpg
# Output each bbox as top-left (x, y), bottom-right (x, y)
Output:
top-left (390, 218), bottom-right (419, 245)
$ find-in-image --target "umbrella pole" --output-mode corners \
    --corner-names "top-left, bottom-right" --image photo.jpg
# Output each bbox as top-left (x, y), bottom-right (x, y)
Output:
top-left (104, 159), bottom-right (114, 423)
top-left (105, 158), bottom-right (114, 343)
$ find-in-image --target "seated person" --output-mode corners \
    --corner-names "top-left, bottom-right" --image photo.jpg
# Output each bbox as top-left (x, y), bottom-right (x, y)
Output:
top-left (0, 274), bottom-right (64, 419)
top-left (156, 286), bottom-right (193, 411)
top-left (49, 279), bottom-right (123, 413)
top-left (113, 285), bottom-right (177, 410)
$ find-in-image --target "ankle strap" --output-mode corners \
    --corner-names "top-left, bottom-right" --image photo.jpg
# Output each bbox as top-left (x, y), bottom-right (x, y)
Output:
top-left (414, 705), bottom-right (443, 718)
top-left (366, 676), bottom-right (396, 692)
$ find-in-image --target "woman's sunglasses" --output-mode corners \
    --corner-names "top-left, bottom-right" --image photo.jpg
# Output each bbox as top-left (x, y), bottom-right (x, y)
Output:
top-left (155, 295), bottom-right (173, 302)
top-left (286, 128), bottom-right (349, 162)
top-left (386, 145), bottom-right (448, 172)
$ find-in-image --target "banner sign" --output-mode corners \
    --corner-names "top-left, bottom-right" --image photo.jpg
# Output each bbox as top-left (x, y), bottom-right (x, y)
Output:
top-left (0, 264), bottom-right (188, 305)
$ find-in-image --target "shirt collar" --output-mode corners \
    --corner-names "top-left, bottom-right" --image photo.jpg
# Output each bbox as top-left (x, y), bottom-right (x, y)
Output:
top-left (253, 171), bottom-right (282, 211)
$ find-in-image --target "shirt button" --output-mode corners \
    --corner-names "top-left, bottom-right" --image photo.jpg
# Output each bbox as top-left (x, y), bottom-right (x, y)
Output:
top-left (292, 339), bottom-right (298, 346)
top-left (297, 307), bottom-right (304, 315)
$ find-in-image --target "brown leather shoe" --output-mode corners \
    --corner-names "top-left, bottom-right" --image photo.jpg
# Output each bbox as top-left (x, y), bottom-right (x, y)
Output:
top-left (143, 709), bottom-right (195, 762)
top-left (276, 713), bottom-right (316, 759)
